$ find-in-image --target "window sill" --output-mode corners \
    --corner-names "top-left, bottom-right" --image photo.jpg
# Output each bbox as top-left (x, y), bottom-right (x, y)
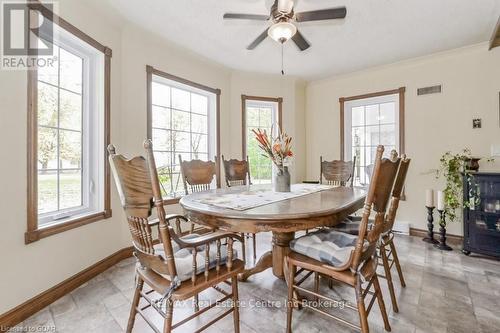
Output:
top-left (25, 210), bottom-right (112, 244)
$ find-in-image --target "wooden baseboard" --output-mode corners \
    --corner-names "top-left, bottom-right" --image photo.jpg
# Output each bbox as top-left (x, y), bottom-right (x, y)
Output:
top-left (0, 246), bottom-right (134, 331)
top-left (409, 227), bottom-right (463, 246)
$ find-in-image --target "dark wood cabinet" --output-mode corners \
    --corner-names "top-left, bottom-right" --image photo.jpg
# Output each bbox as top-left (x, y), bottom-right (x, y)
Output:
top-left (463, 172), bottom-right (500, 258)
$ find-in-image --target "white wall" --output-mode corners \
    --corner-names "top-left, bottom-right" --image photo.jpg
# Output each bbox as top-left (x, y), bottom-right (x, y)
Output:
top-left (306, 43), bottom-right (500, 235)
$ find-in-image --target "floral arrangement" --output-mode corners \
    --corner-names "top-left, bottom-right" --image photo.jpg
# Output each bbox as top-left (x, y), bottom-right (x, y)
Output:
top-left (252, 127), bottom-right (293, 172)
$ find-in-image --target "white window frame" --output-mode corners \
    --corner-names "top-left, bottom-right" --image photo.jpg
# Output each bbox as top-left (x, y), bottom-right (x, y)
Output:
top-left (36, 26), bottom-right (105, 226)
top-left (26, 4), bottom-right (112, 244)
top-left (147, 66), bottom-right (221, 201)
top-left (340, 88), bottom-right (405, 185)
top-left (242, 96), bottom-right (282, 185)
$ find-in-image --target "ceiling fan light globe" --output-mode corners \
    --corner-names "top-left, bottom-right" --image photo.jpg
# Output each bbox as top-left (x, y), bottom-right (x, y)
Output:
top-left (268, 21), bottom-right (297, 43)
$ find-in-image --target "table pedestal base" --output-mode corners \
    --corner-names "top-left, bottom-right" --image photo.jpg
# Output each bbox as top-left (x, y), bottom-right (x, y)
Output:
top-left (238, 231), bottom-right (295, 281)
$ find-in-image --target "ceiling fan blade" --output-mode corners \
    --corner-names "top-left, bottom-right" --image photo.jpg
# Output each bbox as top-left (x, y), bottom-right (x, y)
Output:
top-left (291, 30), bottom-right (310, 51)
top-left (223, 13), bottom-right (269, 20)
top-left (247, 28), bottom-right (270, 50)
top-left (295, 7), bottom-right (347, 22)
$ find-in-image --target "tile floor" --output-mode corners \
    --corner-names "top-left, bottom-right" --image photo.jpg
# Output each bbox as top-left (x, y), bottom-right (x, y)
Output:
top-left (11, 233), bottom-right (500, 333)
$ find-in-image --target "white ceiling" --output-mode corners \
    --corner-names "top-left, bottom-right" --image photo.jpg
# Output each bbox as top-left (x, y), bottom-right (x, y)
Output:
top-left (96, 0), bottom-right (500, 80)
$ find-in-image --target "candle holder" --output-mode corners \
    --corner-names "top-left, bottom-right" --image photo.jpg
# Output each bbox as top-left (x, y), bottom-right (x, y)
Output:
top-left (434, 210), bottom-right (452, 251)
top-left (422, 206), bottom-right (438, 244)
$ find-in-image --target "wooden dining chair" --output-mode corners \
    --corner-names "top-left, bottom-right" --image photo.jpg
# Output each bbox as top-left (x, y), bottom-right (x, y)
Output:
top-left (109, 141), bottom-right (244, 333)
top-left (179, 155), bottom-right (219, 233)
top-left (304, 156), bottom-right (356, 234)
top-left (319, 156), bottom-right (356, 186)
top-left (286, 145), bottom-right (400, 333)
top-left (221, 155), bottom-right (257, 262)
top-left (330, 151), bottom-right (410, 313)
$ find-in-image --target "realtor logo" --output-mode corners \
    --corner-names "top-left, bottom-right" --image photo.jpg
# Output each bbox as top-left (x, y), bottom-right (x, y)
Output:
top-left (1, 1), bottom-right (57, 69)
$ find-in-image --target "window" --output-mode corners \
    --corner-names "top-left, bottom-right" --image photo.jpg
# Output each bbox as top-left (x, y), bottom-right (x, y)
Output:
top-left (340, 88), bottom-right (405, 185)
top-left (27, 7), bottom-right (112, 243)
top-left (242, 95), bottom-right (282, 184)
top-left (147, 66), bottom-right (220, 201)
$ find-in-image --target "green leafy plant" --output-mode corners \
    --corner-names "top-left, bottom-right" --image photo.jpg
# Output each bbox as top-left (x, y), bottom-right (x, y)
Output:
top-left (435, 149), bottom-right (472, 223)
top-left (435, 149), bottom-right (491, 224)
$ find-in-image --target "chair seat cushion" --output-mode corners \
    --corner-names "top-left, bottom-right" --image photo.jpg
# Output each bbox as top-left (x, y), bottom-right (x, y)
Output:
top-left (155, 240), bottom-right (238, 282)
top-left (332, 219), bottom-right (361, 235)
top-left (290, 229), bottom-right (360, 267)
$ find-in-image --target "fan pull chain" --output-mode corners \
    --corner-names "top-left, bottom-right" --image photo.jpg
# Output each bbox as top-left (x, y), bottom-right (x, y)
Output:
top-left (281, 43), bottom-right (285, 75)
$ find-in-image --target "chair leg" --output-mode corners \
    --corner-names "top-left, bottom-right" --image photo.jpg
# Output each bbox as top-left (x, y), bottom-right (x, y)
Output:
top-left (313, 272), bottom-right (319, 302)
top-left (163, 300), bottom-right (174, 333)
top-left (373, 275), bottom-right (391, 332)
top-left (380, 244), bottom-right (399, 313)
top-left (355, 281), bottom-right (369, 333)
top-left (252, 233), bottom-right (257, 262)
top-left (328, 278), bottom-right (333, 289)
top-left (126, 277), bottom-right (143, 333)
top-left (286, 261), bottom-right (296, 333)
top-left (231, 276), bottom-right (240, 333)
top-left (241, 233), bottom-right (246, 263)
top-left (390, 240), bottom-right (406, 288)
top-left (194, 294), bottom-right (200, 312)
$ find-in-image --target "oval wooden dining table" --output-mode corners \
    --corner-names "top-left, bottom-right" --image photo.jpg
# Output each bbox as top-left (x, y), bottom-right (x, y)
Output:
top-left (180, 184), bottom-right (367, 281)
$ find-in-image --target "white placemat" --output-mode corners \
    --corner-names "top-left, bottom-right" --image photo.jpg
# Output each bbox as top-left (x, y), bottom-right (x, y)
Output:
top-left (193, 183), bottom-right (334, 211)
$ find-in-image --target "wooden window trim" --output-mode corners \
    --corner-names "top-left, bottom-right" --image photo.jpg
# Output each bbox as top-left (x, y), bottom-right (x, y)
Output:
top-left (339, 87), bottom-right (405, 160)
top-left (241, 95), bottom-right (283, 159)
top-left (26, 4), bottom-right (112, 244)
top-left (146, 65), bottom-right (222, 202)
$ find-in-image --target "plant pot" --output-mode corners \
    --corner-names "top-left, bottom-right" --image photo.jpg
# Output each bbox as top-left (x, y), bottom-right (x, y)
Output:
top-left (465, 158), bottom-right (481, 171)
top-left (274, 166), bottom-right (291, 192)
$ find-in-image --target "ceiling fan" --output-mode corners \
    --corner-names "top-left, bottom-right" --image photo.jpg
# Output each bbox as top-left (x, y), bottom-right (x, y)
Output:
top-left (223, 0), bottom-right (347, 51)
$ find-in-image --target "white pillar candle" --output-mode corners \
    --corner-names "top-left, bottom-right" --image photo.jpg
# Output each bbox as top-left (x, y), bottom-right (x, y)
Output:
top-left (425, 189), bottom-right (434, 207)
top-left (437, 190), bottom-right (445, 211)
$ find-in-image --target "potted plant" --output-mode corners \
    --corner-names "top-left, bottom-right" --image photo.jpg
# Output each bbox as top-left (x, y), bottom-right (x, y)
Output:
top-left (253, 126), bottom-right (293, 192)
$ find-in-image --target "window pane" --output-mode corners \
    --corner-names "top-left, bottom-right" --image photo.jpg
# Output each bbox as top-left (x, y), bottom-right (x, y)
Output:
top-left (191, 113), bottom-right (207, 134)
top-left (191, 94), bottom-right (207, 115)
top-left (379, 102), bottom-right (395, 124)
top-left (365, 104), bottom-right (379, 125)
top-left (152, 106), bottom-right (171, 129)
top-left (59, 90), bottom-right (82, 131)
top-left (195, 153), bottom-right (208, 161)
top-left (171, 88), bottom-right (190, 111)
top-left (172, 110), bottom-right (190, 131)
top-left (153, 128), bottom-right (171, 151)
top-left (172, 131), bottom-right (190, 152)
top-left (154, 151), bottom-right (171, 168)
top-left (157, 165), bottom-right (172, 197)
top-left (38, 44), bottom-right (59, 85)
top-left (59, 130), bottom-right (81, 169)
top-left (59, 170), bottom-right (82, 209)
top-left (365, 125), bottom-right (380, 146)
top-left (352, 127), bottom-right (364, 148)
top-left (191, 133), bottom-right (208, 155)
top-left (152, 82), bottom-right (170, 107)
top-left (352, 106), bottom-right (364, 126)
top-left (38, 170), bottom-right (58, 214)
top-left (246, 108), bottom-right (259, 127)
top-left (38, 127), bottom-right (58, 169)
top-left (38, 82), bottom-right (58, 127)
top-left (170, 173), bottom-right (182, 196)
top-left (59, 47), bottom-right (83, 93)
top-left (380, 124), bottom-right (395, 146)
top-left (259, 108), bottom-right (273, 128)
